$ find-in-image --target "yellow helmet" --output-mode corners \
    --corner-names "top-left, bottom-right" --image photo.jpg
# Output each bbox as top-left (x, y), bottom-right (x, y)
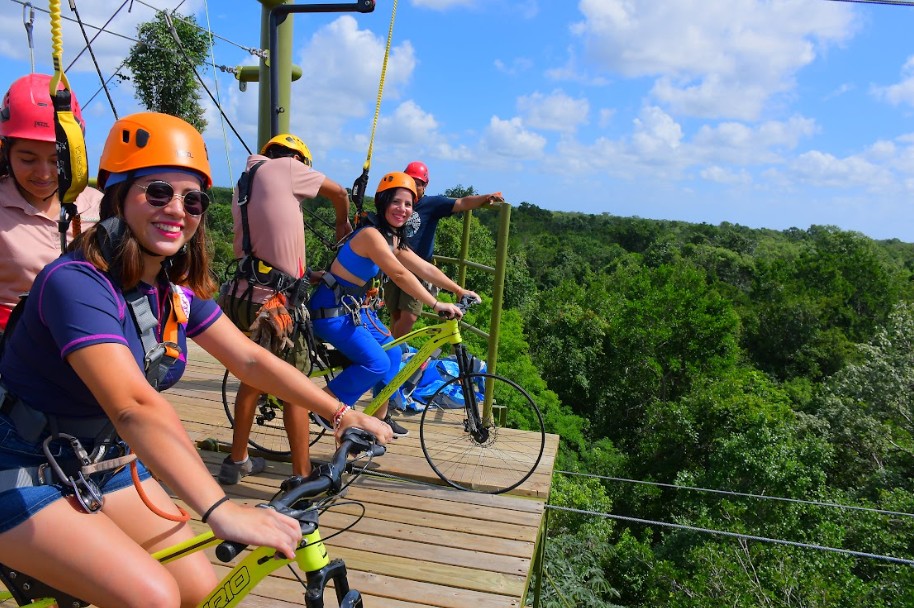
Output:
top-left (261, 133), bottom-right (312, 166)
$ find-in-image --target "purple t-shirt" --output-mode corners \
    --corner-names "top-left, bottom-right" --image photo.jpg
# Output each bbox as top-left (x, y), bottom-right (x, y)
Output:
top-left (0, 253), bottom-right (221, 417)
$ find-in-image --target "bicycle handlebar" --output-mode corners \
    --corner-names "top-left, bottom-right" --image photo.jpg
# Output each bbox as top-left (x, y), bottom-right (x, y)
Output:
top-left (438, 294), bottom-right (480, 319)
top-left (215, 428), bottom-right (383, 562)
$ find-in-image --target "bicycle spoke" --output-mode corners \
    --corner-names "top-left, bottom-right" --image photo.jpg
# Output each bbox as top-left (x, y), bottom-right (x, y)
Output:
top-left (223, 368), bottom-right (326, 455)
top-left (419, 373), bottom-right (545, 494)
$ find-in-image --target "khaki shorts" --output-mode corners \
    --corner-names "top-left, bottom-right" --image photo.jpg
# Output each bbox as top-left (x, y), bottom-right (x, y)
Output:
top-left (383, 279), bottom-right (438, 317)
top-left (220, 292), bottom-right (312, 373)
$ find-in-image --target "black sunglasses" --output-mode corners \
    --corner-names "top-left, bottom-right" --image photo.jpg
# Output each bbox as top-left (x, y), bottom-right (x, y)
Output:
top-left (135, 180), bottom-right (210, 217)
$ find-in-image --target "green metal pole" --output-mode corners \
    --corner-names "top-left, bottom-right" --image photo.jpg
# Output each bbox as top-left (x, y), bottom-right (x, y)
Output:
top-left (258, 0), bottom-right (294, 147)
top-left (483, 202), bottom-right (510, 421)
top-left (458, 210), bottom-right (472, 286)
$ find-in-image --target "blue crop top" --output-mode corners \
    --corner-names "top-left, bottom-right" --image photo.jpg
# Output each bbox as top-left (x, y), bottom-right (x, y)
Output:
top-left (333, 229), bottom-right (381, 283)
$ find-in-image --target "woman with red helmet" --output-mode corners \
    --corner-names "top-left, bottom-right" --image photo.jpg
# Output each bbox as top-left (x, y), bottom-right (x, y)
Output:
top-left (308, 171), bottom-right (480, 438)
top-left (0, 73), bottom-right (102, 332)
top-left (0, 112), bottom-right (391, 607)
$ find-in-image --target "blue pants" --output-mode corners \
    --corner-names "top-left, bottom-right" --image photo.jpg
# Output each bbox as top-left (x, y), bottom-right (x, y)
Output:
top-left (311, 297), bottom-right (400, 406)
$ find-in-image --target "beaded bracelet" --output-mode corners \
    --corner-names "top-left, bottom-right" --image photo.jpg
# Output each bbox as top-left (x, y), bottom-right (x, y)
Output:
top-left (332, 403), bottom-right (351, 430)
top-left (201, 495), bottom-right (230, 524)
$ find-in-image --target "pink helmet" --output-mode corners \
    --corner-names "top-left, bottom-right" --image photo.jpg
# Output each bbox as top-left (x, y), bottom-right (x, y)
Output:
top-left (0, 74), bottom-right (85, 142)
top-left (404, 160), bottom-right (429, 184)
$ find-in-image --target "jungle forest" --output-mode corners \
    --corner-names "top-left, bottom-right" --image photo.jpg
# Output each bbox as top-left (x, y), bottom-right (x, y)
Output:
top-left (206, 185), bottom-right (914, 607)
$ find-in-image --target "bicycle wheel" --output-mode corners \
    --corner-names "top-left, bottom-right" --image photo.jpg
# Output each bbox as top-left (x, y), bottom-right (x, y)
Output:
top-left (419, 372), bottom-right (545, 494)
top-left (222, 369), bottom-right (328, 455)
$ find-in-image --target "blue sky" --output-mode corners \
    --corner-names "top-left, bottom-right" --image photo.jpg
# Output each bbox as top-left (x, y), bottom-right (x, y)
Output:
top-left (3, 1), bottom-right (914, 240)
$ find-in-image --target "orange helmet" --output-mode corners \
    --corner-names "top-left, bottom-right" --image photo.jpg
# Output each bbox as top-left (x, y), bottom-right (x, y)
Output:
top-left (375, 171), bottom-right (417, 203)
top-left (261, 133), bottom-right (312, 166)
top-left (97, 112), bottom-right (211, 189)
top-left (404, 161), bottom-right (428, 184)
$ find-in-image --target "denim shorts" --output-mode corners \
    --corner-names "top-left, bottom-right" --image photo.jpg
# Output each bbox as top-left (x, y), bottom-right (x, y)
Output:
top-left (0, 413), bottom-right (151, 534)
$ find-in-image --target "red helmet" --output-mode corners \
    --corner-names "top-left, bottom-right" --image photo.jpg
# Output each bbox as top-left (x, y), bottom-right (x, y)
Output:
top-left (0, 74), bottom-right (85, 142)
top-left (404, 161), bottom-right (429, 184)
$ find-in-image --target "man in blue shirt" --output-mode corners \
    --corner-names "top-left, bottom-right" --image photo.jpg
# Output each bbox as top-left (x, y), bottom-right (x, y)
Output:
top-left (384, 160), bottom-right (504, 337)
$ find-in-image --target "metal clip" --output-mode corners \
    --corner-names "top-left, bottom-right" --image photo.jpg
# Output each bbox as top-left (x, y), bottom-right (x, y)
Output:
top-left (42, 433), bottom-right (105, 513)
top-left (341, 295), bottom-right (362, 326)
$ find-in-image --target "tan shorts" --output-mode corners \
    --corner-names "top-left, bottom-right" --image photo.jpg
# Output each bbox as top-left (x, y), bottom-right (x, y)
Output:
top-left (220, 292), bottom-right (312, 373)
top-left (383, 279), bottom-right (438, 317)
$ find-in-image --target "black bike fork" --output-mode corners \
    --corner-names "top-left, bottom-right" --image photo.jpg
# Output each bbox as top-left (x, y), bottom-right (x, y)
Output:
top-left (304, 559), bottom-right (363, 607)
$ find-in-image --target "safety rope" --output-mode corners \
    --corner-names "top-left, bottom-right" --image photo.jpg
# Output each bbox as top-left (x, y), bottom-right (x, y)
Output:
top-left (351, 0), bottom-right (398, 224)
top-left (49, 0), bottom-right (89, 260)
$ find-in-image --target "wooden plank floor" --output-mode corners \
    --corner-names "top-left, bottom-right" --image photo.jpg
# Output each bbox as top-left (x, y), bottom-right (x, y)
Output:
top-left (3, 343), bottom-right (559, 607)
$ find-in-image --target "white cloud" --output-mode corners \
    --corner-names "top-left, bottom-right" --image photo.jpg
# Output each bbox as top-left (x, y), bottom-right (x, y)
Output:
top-left (691, 116), bottom-right (817, 164)
top-left (569, 0), bottom-right (857, 120)
top-left (482, 116), bottom-right (547, 158)
top-left (701, 166), bottom-right (752, 185)
top-left (517, 90), bottom-right (589, 133)
top-left (284, 16), bottom-right (415, 153)
top-left (783, 150), bottom-right (894, 190)
top-left (632, 105), bottom-right (683, 156)
top-left (873, 56), bottom-right (914, 107)
top-left (378, 100), bottom-right (441, 145)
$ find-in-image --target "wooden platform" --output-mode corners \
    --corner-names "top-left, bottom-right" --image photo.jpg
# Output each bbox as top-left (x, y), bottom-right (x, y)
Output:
top-left (1, 344), bottom-right (558, 607)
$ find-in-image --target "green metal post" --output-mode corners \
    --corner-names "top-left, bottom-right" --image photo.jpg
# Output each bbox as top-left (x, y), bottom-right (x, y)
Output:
top-left (483, 202), bottom-right (510, 422)
top-left (258, 0), bottom-right (294, 147)
top-left (458, 210), bottom-right (472, 286)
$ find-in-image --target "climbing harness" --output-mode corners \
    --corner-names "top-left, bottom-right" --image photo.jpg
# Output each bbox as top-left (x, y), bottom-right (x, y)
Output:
top-left (220, 162), bottom-right (326, 369)
top-left (310, 218), bottom-right (394, 325)
top-left (0, 218), bottom-right (190, 521)
top-left (223, 161), bottom-right (312, 311)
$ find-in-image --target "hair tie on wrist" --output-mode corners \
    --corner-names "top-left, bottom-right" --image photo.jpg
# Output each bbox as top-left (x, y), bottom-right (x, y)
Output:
top-left (201, 496), bottom-right (230, 524)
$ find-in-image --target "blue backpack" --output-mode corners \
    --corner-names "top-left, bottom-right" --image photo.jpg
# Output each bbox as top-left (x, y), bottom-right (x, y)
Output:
top-left (389, 349), bottom-right (486, 412)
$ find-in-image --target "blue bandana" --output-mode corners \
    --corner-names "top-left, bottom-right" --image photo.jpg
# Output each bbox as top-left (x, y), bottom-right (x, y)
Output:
top-left (105, 167), bottom-right (205, 190)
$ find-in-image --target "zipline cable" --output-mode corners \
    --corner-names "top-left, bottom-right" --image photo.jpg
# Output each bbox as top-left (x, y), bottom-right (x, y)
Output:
top-left (163, 11), bottom-right (252, 156)
top-left (65, 0), bottom-right (130, 73)
top-left (67, 0), bottom-right (118, 119)
top-left (201, 0), bottom-right (234, 185)
top-left (555, 469), bottom-right (914, 520)
top-left (546, 504), bottom-right (914, 567)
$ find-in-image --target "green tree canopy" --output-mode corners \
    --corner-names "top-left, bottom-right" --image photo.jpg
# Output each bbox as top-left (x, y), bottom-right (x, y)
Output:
top-left (123, 12), bottom-right (211, 131)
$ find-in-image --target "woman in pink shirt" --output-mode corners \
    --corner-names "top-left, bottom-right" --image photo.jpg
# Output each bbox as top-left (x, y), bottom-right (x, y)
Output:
top-left (0, 73), bottom-right (102, 331)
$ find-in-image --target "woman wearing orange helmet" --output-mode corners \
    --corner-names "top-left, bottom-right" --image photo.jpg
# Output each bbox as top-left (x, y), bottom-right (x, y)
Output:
top-left (0, 73), bottom-right (102, 332)
top-left (0, 112), bottom-right (390, 607)
top-left (309, 171), bottom-right (480, 437)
